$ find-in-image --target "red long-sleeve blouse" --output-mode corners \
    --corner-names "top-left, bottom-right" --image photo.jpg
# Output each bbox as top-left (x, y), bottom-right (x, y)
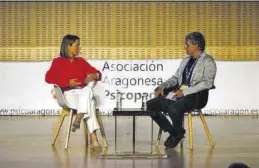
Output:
top-left (45, 56), bottom-right (102, 89)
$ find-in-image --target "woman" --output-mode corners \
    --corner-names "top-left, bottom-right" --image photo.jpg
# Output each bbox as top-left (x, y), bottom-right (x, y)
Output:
top-left (45, 34), bottom-right (102, 151)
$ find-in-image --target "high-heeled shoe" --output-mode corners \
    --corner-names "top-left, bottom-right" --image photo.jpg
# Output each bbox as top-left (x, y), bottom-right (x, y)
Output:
top-left (71, 114), bottom-right (84, 132)
top-left (72, 119), bottom-right (80, 132)
top-left (90, 142), bottom-right (102, 153)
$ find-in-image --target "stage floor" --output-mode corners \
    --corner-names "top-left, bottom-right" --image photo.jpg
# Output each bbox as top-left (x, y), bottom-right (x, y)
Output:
top-left (0, 115), bottom-right (258, 168)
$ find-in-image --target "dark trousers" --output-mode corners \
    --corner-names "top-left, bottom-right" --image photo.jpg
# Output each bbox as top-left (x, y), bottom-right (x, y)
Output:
top-left (147, 93), bottom-right (199, 136)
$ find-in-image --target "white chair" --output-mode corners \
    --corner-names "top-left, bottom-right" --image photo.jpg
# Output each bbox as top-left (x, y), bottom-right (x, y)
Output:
top-left (51, 85), bottom-right (108, 150)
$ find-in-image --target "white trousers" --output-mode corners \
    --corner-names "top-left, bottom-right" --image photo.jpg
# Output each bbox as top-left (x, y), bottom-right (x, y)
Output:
top-left (64, 83), bottom-right (99, 134)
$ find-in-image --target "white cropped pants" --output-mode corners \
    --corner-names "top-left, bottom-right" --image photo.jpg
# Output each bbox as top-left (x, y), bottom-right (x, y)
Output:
top-left (64, 82), bottom-right (99, 134)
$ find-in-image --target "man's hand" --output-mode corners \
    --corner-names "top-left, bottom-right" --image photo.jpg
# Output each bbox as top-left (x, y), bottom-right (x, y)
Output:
top-left (154, 87), bottom-right (164, 97)
top-left (174, 90), bottom-right (184, 98)
top-left (69, 79), bottom-right (81, 88)
top-left (84, 73), bottom-right (98, 84)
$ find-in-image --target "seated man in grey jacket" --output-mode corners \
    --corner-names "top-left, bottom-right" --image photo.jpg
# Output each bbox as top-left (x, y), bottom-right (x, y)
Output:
top-left (147, 32), bottom-right (217, 149)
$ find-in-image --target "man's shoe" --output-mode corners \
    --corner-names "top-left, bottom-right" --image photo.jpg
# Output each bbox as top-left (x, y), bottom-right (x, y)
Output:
top-left (164, 134), bottom-right (185, 149)
top-left (164, 129), bottom-right (186, 147)
top-left (164, 135), bottom-right (173, 147)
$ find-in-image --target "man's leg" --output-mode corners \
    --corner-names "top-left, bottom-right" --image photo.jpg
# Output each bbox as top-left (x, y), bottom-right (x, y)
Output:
top-left (164, 93), bottom-right (198, 148)
top-left (147, 96), bottom-right (177, 135)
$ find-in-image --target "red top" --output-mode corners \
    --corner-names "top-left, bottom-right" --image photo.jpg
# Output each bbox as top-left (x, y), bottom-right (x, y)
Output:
top-left (45, 56), bottom-right (102, 89)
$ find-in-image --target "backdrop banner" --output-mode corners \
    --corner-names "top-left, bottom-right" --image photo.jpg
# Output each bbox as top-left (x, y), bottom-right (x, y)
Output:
top-left (1, 60), bottom-right (259, 115)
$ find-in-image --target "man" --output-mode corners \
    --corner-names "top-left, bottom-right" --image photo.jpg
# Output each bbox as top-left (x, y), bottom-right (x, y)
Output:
top-left (147, 32), bottom-right (217, 149)
top-left (228, 163), bottom-right (250, 168)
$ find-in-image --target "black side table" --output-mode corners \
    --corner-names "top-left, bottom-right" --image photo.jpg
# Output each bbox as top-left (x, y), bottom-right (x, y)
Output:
top-left (112, 108), bottom-right (153, 154)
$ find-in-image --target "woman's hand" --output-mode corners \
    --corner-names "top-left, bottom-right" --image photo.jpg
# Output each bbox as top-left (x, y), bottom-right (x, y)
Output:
top-left (69, 79), bottom-right (81, 88)
top-left (84, 73), bottom-right (98, 84)
top-left (154, 87), bottom-right (164, 97)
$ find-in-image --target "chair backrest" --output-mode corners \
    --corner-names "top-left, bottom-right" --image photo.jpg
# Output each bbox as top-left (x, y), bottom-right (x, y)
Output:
top-left (53, 85), bottom-right (70, 109)
top-left (196, 85), bottom-right (216, 110)
top-left (196, 90), bottom-right (209, 109)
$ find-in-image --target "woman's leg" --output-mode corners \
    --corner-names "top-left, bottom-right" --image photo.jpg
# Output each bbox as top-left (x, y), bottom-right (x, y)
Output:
top-left (85, 99), bottom-right (100, 133)
top-left (85, 98), bottom-right (102, 151)
top-left (71, 86), bottom-right (94, 131)
top-left (64, 86), bottom-right (97, 131)
top-left (64, 86), bottom-right (102, 151)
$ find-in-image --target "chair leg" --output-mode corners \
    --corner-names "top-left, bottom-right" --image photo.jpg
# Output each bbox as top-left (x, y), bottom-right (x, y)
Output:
top-left (188, 112), bottom-right (193, 150)
top-left (83, 118), bottom-right (89, 148)
top-left (52, 109), bottom-right (69, 146)
top-left (199, 111), bottom-right (214, 147)
top-left (180, 115), bottom-right (185, 148)
top-left (156, 128), bottom-right (162, 148)
top-left (96, 109), bottom-right (108, 148)
top-left (65, 109), bottom-right (74, 150)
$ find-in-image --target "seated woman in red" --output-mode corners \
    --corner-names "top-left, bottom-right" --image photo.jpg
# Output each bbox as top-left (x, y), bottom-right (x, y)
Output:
top-left (45, 34), bottom-right (102, 151)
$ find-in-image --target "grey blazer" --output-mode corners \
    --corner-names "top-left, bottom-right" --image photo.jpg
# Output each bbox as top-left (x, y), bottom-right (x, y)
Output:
top-left (158, 52), bottom-right (217, 96)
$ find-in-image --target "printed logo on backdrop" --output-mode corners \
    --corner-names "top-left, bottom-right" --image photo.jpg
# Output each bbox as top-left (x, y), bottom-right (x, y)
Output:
top-left (0, 108), bottom-right (61, 115)
top-left (203, 108), bottom-right (259, 115)
top-left (100, 60), bottom-right (164, 110)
